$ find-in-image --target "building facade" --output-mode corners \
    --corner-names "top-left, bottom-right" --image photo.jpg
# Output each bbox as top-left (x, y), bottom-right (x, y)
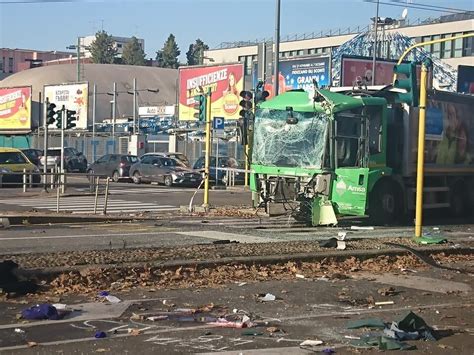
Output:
top-left (0, 48), bottom-right (73, 79)
top-left (81, 35), bottom-right (145, 58)
top-left (205, 12), bottom-right (474, 75)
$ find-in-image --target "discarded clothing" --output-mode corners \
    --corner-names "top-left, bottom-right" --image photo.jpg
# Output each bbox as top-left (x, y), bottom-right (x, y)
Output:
top-left (94, 331), bottom-right (107, 338)
top-left (395, 311), bottom-right (437, 341)
top-left (21, 304), bottom-right (62, 320)
top-left (319, 238), bottom-right (338, 248)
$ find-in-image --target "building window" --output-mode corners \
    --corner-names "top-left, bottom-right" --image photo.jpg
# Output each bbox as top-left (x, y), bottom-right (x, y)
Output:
top-left (117, 43), bottom-right (123, 48)
top-left (463, 31), bottom-right (474, 57)
top-left (315, 48), bottom-right (322, 54)
top-left (238, 56), bottom-right (245, 62)
top-left (252, 55), bottom-right (257, 61)
top-left (280, 52), bottom-right (286, 58)
top-left (296, 50), bottom-right (304, 56)
top-left (245, 56), bottom-right (252, 75)
top-left (8, 57), bottom-right (13, 73)
top-left (442, 34), bottom-right (452, 58)
top-left (453, 33), bottom-right (463, 58)
top-left (421, 36), bottom-right (431, 52)
top-left (308, 48), bottom-right (316, 55)
top-left (431, 35), bottom-right (441, 58)
top-left (288, 51), bottom-right (294, 57)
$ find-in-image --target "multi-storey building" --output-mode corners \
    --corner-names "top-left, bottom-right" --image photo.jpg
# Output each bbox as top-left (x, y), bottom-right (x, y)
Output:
top-left (81, 35), bottom-right (145, 58)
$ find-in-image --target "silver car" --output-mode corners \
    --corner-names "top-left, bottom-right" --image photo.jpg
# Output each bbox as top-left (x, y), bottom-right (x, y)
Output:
top-left (129, 156), bottom-right (202, 187)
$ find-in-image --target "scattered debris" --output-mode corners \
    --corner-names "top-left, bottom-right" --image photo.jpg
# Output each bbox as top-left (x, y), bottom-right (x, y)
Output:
top-left (98, 291), bottom-right (121, 304)
top-left (344, 335), bottom-right (361, 340)
top-left (336, 240), bottom-right (347, 250)
top-left (347, 318), bottom-right (386, 329)
top-left (258, 293), bottom-right (276, 302)
top-left (14, 328), bottom-right (25, 334)
top-left (0, 260), bottom-right (38, 296)
top-left (300, 339), bottom-right (324, 346)
top-left (375, 301), bottom-right (395, 306)
top-left (237, 282), bottom-right (247, 286)
top-left (242, 330), bottom-right (263, 336)
top-left (128, 328), bottom-right (141, 336)
top-left (147, 316), bottom-right (168, 321)
top-left (295, 274), bottom-right (305, 279)
top-left (27, 341), bottom-right (38, 348)
top-left (21, 304), bottom-right (64, 320)
top-left (337, 231), bottom-right (347, 240)
top-left (377, 287), bottom-right (397, 296)
top-left (319, 238), bottom-right (338, 248)
top-left (94, 331), bottom-right (107, 339)
top-left (95, 348), bottom-right (110, 353)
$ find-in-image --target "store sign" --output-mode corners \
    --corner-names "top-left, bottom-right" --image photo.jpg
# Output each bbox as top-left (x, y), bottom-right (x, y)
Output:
top-left (138, 106), bottom-right (175, 117)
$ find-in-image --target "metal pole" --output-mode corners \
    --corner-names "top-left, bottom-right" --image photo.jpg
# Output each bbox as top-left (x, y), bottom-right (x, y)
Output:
top-left (23, 168), bottom-right (27, 193)
top-left (43, 98), bottom-right (49, 191)
top-left (60, 106), bottom-right (65, 192)
top-left (415, 63), bottom-right (429, 238)
top-left (77, 37), bottom-right (81, 82)
top-left (133, 77), bottom-right (137, 134)
top-left (244, 144), bottom-right (249, 187)
top-left (215, 136), bottom-right (219, 186)
top-left (203, 89), bottom-right (212, 207)
top-left (37, 92), bottom-right (42, 149)
top-left (371, 0), bottom-right (380, 86)
top-left (112, 82), bottom-right (116, 141)
top-left (94, 177), bottom-right (99, 214)
top-left (56, 183), bottom-right (60, 213)
top-left (273, 0), bottom-right (281, 96)
top-left (92, 83), bottom-right (97, 161)
top-left (103, 178), bottom-right (110, 214)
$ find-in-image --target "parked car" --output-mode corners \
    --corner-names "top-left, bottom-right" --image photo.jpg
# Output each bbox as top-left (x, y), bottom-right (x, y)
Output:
top-left (87, 154), bottom-right (139, 182)
top-left (0, 148), bottom-right (40, 187)
top-left (143, 152), bottom-right (190, 167)
top-left (130, 155), bottom-right (202, 187)
top-left (39, 147), bottom-right (88, 173)
top-left (193, 156), bottom-right (245, 185)
top-left (21, 148), bottom-right (43, 166)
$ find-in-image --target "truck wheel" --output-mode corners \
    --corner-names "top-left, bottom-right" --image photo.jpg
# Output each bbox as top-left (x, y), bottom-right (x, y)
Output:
top-left (450, 183), bottom-right (468, 217)
top-left (369, 181), bottom-right (399, 225)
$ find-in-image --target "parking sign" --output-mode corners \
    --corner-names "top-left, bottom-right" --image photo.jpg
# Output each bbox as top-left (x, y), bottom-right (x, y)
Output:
top-left (213, 117), bottom-right (225, 130)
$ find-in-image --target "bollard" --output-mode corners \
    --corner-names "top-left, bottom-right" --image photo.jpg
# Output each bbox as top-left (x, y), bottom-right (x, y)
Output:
top-left (94, 177), bottom-right (100, 215)
top-left (56, 183), bottom-right (60, 213)
top-left (103, 178), bottom-right (110, 215)
top-left (23, 169), bottom-right (27, 192)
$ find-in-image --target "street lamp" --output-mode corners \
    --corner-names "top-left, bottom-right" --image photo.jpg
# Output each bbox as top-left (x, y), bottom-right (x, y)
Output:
top-left (67, 37), bottom-right (91, 82)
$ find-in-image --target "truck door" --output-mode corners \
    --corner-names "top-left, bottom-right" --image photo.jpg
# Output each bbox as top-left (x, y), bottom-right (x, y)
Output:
top-left (330, 111), bottom-right (370, 216)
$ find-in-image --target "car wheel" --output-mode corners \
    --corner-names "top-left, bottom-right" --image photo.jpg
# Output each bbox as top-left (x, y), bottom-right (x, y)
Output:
top-left (132, 171), bottom-right (141, 184)
top-left (112, 170), bottom-right (120, 183)
top-left (164, 175), bottom-right (173, 187)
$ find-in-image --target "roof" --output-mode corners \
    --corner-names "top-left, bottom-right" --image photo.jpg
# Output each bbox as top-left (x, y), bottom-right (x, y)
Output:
top-left (0, 147), bottom-right (22, 153)
top-left (259, 89), bottom-right (365, 113)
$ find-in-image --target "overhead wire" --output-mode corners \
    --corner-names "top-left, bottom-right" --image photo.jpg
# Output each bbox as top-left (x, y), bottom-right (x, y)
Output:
top-left (362, 0), bottom-right (469, 14)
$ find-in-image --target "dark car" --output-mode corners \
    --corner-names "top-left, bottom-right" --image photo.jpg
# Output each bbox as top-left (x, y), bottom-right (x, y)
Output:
top-left (130, 155), bottom-right (202, 187)
top-left (193, 156), bottom-right (245, 185)
top-left (143, 152), bottom-right (190, 167)
top-left (87, 154), bottom-right (139, 182)
top-left (39, 147), bottom-right (88, 173)
top-left (21, 148), bottom-right (43, 166)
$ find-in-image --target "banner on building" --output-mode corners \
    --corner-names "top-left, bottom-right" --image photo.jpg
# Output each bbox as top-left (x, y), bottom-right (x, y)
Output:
top-left (139, 106), bottom-right (175, 117)
top-left (178, 64), bottom-right (244, 121)
top-left (0, 86), bottom-right (32, 132)
top-left (340, 55), bottom-right (423, 87)
top-left (44, 83), bottom-right (88, 129)
top-left (253, 56), bottom-right (330, 99)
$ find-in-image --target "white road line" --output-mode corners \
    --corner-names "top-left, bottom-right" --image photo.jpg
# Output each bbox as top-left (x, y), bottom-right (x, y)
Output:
top-left (0, 231), bottom-right (173, 241)
top-left (175, 231), bottom-right (273, 243)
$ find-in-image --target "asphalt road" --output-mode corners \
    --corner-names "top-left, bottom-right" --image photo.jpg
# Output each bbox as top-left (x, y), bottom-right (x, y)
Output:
top-left (0, 261), bottom-right (472, 354)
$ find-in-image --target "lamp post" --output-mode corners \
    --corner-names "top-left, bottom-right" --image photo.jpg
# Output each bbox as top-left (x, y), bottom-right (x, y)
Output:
top-left (67, 37), bottom-right (90, 82)
top-left (126, 87), bottom-right (160, 134)
top-left (274, 0), bottom-right (281, 96)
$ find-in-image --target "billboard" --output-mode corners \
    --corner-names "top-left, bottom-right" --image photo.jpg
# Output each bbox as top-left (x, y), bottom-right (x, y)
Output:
top-left (253, 56), bottom-right (330, 99)
top-left (0, 86), bottom-right (32, 132)
top-left (179, 64), bottom-right (244, 121)
top-left (44, 83), bottom-right (89, 129)
top-left (340, 55), bottom-right (424, 87)
top-left (409, 91), bottom-right (474, 167)
top-left (457, 65), bottom-right (474, 94)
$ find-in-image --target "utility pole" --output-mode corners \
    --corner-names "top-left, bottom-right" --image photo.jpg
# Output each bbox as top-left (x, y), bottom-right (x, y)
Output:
top-left (133, 77), bottom-right (137, 134)
top-left (60, 105), bottom-right (65, 192)
top-left (371, 0), bottom-right (380, 86)
top-left (77, 37), bottom-right (81, 82)
top-left (273, 0), bottom-right (281, 96)
top-left (112, 82), bottom-right (116, 143)
top-left (43, 98), bottom-right (49, 191)
top-left (92, 84), bottom-right (97, 161)
top-left (203, 88), bottom-right (212, 208)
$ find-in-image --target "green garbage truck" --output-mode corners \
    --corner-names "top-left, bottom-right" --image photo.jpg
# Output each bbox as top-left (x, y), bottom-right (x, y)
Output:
top-left (249, 87), bottom-right (474, 225)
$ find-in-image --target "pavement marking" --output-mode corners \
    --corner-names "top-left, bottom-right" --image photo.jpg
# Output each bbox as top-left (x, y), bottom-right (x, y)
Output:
top-left (175, 230), bottom-right (274, 243)
top-left (0, 196), bottom-right (178, 214)
top-left (353, 272), bottom-right (472, 293)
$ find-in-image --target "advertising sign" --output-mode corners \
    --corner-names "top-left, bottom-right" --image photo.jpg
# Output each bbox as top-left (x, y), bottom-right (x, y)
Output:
top-left (340, 55), bottom-right (422, 87)
top-left (457, 65), bottom-right (474, 94)
top-left (179, 64), bottom-right (244, 121)
top-left (254, 56), bottom-right (330, 99)
top-left (410, 91), bottom-right (474, 167)
top-left (44, 83), bottom-right (88, 129)
top-left (138, 106), bottom-right (175, 117)
top-left (0, 86), bottom-right (32, 132)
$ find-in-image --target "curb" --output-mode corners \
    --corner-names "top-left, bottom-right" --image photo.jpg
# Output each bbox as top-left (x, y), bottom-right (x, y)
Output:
top-left (21, 246), bottom-right (473, 280)
top-left (0, 214), bottom-right (159, 225)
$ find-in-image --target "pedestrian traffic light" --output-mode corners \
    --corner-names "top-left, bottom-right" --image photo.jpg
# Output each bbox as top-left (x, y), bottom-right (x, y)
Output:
top-left (393, 62), bottom-right (419, 107)
top-left (193, 95), bottom-right (206, 122)
top-left (66, 109), bottom-right (77, 129)
top-left (46, 103), bottom-right (57, 125)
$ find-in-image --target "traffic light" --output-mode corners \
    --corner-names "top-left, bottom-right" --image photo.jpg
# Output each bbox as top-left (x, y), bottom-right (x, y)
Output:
top-left (393, 62), bottom-right (419, 107)
top-left (193, 95), bottom-right (206, 122)
top-left (254, 81), bottom-right (269, 106)
top-left (238, 91), bottom-right (253, 146)
top-left (66, 109), bottom-right (77, 129)
top-left (46, 103), bottom-right (57, 125)
top-left (55, 108), bottom-right (63, 129)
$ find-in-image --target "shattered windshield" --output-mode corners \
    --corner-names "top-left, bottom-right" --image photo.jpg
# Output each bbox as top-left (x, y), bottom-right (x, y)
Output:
top-left (252, 108), bottom-right (329, 168)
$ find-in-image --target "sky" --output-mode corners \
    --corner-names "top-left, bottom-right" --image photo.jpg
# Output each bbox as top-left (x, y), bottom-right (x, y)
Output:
top-left (0, 0), bottom-right (472, 61)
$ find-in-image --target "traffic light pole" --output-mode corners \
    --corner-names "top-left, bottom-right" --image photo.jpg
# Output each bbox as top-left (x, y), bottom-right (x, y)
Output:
top-left (203, 89), bottom-right (212, 208)
top-left (43, 98), bottom-right (49, 191)
top-left (60, 106), bottom-right (65, 193)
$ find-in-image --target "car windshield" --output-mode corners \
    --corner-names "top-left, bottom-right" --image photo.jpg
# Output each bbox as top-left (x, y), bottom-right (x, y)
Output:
top-left (161, 158), bottom-right (178, 167)
top-left (0, 152), bottom-right (27, 164)
top-left (123, 156), bottom-right (138, 163)
top-left (253, 108), bottom-right (329, 169)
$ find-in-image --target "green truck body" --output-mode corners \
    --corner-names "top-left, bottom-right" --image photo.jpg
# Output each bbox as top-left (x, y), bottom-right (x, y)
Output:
top-left (250, 88), bottom-right (474, 225)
